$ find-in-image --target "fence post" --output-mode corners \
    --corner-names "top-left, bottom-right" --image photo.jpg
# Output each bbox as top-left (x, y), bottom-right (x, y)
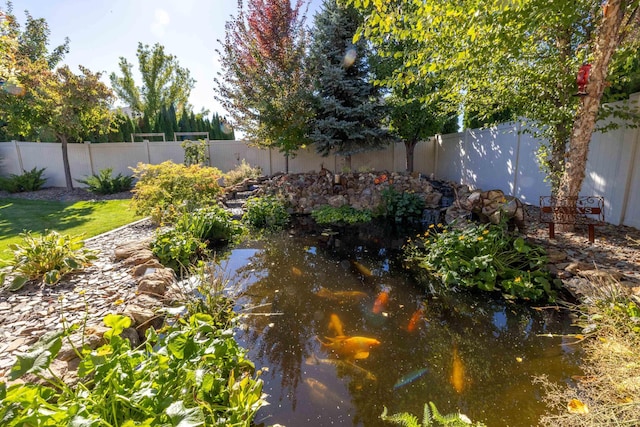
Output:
top-left (512, 122), bottom-right (522, 197)
top-left (13, 140), bottom-right (24, 172)
top-left (85, 141), bottom-right (95, 176)
top-left (145, 140), bottom-right (151, 164)
top-left (619, 121), bottom-right (640, 225)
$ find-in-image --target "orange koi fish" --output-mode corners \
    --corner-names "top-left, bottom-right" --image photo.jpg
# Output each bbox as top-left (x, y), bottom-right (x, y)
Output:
top-left (305, 377), bottom-right (344, 405)
top-left (328, 313), bottom-right (345, 337)
top-left (315, 287), bottom-right (368, 303)
top-left (291, 266), bottom-right (302, 276)
top-left (406, 308), bottom-right (424, 333)
top-left (450, 344), bottom-right (466, 393)
top-left (372, 290), bottom-right (389, 314)
top-left (319, 335), bottom-right (381, 360)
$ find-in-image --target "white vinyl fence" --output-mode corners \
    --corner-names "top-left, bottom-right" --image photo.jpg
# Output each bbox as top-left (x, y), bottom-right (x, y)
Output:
top-left (2, 95), bottom-right (639, 228)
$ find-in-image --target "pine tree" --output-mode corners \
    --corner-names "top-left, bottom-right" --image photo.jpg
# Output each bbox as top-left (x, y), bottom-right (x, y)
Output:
top-left (168, 103), bottom-right (178, 139)
top-left (178, 109), bottom-right (189, 134)
top-left (308, 1), bottom-right (389, 158)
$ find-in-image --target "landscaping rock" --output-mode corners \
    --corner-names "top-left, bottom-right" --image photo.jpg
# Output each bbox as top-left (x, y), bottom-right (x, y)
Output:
top-left (114, 239), bottom-right (152, 260)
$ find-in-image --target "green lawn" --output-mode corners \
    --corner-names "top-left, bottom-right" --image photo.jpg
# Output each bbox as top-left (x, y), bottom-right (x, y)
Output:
top-left (0, 198), bottom-right (143, 261)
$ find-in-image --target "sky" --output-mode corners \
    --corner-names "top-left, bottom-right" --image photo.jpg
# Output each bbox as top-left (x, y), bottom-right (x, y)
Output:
top-left (8, 0), bottom-right (324, 119)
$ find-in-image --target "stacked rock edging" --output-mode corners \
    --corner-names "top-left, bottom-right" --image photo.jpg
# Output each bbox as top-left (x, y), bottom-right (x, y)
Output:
top-left (252, 170), bottom-right (450, 215)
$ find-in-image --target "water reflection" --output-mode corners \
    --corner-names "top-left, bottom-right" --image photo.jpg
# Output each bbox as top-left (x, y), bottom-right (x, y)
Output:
top-left (227, 232), bottom-right (582, 427)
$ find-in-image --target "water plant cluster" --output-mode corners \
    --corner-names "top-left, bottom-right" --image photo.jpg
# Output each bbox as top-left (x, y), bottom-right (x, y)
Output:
top-left (311, 204), bottom-right (373, 224)
top-left (404, 221), bottom-right (559, 301)
top-left (0, 312), bottom-right (265, 426)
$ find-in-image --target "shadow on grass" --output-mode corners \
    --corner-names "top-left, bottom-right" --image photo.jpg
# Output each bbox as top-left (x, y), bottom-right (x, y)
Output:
top-left (0, 198), bottom-right (100, 238)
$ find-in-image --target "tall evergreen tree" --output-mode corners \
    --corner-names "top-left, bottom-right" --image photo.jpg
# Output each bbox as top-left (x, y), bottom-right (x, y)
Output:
top-left (308, 1), bottom-right (390, 159)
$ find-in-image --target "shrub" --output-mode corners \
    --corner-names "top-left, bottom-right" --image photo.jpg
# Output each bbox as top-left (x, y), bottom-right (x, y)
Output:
top-left (181, 139), bottom-right (209, 166)
top-left (151, 228), bottom-right (208, 273)
top-left (130, 161), bottom-right (223, 224)
top-left (0, 230), bottom-right (98, 290)
top-left (0, 313), bottom-right (266, 426)
top-left (0, 167), bottom-right (46, 193)
top-left (242, 196), bottom-right (289, 231)
top-left (380, 187), bottom-right (425, 223)
top-left (224, 159), bottom-right (262, 186)
top-left (404, 222), bottom-right (558, 301)
top-left (175, 205), bottom-right (244, 245)
top-left (311, 204), bottom-right (372, 225)
top-left (76, 168), bottom-right (134, 194)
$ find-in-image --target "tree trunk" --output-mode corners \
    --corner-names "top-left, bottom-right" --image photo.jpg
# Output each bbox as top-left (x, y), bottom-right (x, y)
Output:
top-left (60, 135), bottom-right (74, 190)
top-left (405, 139), bottom-right (418, 173)
top-left (556, 0), bottom-right (625, 230)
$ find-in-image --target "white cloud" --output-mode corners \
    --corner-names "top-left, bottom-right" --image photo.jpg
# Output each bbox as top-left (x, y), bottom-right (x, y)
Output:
top-left (150, 8), bottom-right (170, 38)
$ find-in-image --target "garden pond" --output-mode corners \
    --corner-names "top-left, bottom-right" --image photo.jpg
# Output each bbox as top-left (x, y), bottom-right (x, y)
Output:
top-left (215, 224), bottom-right (583, 426)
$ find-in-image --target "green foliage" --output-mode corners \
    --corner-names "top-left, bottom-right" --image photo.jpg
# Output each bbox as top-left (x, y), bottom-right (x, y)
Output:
top-left (405, 222), bottom-right (558, 301)
top-left (0, 313), bottom-right (266, 426)
top-left (181, 139), bottom-right (210, 166)
top-left (176, 205), bottom-right (244, 245)
top-left (109, 42), bottom-right (195, 125)
top-left (151, 228), bottom-right (208, 273)
top-left (76, 167), bottom-right (134, 194)
top-left (224, 159), bottom-right (263, 186)
top-left (151, 206), bottom-right (242, 273)
top-left (130, 161), bottom-right (223, 224)
top-left (308, 1), bottom-right (390, 157)
top-left (242, 196), bottom-right (289, 231)
top-left (0, 230), bottom-right (98, 290)
top-left (311, 204), bottom-right (372, 225)
top-left (0, 167), bottom-right (46, 193)
top-left (381, 401), bottom-right (486, 426)
top-left (214, 0), bottom-right (313, 156)
top-left (381, 187), bottom-right (425, 223)
top-left (582, 297), bottom-right (640, 336)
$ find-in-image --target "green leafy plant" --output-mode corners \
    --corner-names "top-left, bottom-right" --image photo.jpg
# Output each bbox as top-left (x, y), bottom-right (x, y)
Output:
top-left (381, 187), bottom-right (425, 223)
top-left (0, 313), bottom-right (267, 426)
top-left (405, 222), bottom-right (558, 301)
top-left (224, 159), bottom-right (263, 186)
top-left (0, 230), bottom-right (98, 290)
top-left (311, 204), bottom-right (373, 224)
top-left (76, 167), bottom-right (134, 194)
top-left (381, 401), bottom-right (486, 426)
top-left (0, 167), bottom-right (46, 193)
top-left (242, 195), bottom-right (289, 231)
top-left (175, 205), bottom-right (244, 245)
top-left (181, 139), bottom-right (210, 166)
top-left (151, 228), bottom-right (208, 273)
top-left (130, 161), bottom-right (223, 224)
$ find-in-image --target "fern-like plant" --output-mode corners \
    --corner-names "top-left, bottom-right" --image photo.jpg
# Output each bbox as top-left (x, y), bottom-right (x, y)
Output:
top-left (380, 402), bottom-right (486, 427)
top-left (76, 168), bottom-right (134, 194)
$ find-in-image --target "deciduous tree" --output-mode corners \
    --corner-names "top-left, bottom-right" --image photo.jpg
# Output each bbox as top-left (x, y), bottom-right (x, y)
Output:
top-left (346, 0), bottom-right (640, 206)
top-left (110, 42), bottom-right (195, 127)
top-left (215, 0), bottom-right (313, 160)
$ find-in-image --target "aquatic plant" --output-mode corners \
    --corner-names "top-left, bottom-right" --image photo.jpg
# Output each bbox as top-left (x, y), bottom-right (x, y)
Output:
top-left (405, 222), bottom-right (559, 301)
top-left (380, 187), bottom-right (425, 223)
top-left (0, 313), bottom-right (266, 426)
top-left (242, 195), bottom-right (289, 231)
top-left (380, 401), bottom-right (486, 426)
top-left (311, 204), bottom-right (373, 224)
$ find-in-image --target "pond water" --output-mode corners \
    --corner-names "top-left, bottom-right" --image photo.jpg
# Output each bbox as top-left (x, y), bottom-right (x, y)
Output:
top-left (220, 226), bottom-right (583, 427)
